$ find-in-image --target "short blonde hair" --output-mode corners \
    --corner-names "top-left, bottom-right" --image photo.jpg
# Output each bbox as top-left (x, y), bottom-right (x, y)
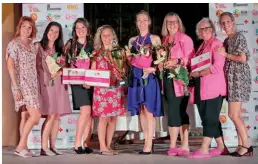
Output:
top-left (195, 17), bottom-right (216, 40)
top-left (93, 25), bottom-right (118, 50)
top-left (161, 12), bottom-right (185, 37)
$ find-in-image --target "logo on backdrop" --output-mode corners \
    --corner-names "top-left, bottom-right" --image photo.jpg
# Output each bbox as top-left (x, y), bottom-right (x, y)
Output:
top-left (255, 105), bottom-right (258, 112)
top-left (30, 13), bottom-right (38, 21)
top-left (67, 4), bottom-right (78, 10)
top-left (253, 10), bottom-right (258, 16)
top-left (215, 3), bottom-right (227, 9)
top-left (47, 4), bottom-right (61, 11)
top-left (255, 76), bottom-right (258, 84)
top-left (216, 10), bottom-right (224, 17)
top-left (28, 4), bottom-right (40, 12)
top-left (65, 14), bottom-right (77, 20)
top-left (233, 3), bottom-right (248, 7)
top-left (46, 13), bottom-right (61, 21)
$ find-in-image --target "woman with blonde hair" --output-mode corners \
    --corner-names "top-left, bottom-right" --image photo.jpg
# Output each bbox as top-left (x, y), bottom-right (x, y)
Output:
top-left (91, 25), bottom-right (126, 155)
top-left (6, 16), bottom-right (41, 157)
top-left (126, 10), bottom-right (163, 155)
top-left (217, 12), bottom-right (253, 157)
top-left (160, 12), bottom-right (194, 156)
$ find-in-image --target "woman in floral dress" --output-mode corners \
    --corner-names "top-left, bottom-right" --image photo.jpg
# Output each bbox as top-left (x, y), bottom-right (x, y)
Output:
top-left (91, 25), bottom-right (126, 155)
top-left (217, 12), bottom-right (253, 157)
top-left (6, 16), bottom-right (41, 158)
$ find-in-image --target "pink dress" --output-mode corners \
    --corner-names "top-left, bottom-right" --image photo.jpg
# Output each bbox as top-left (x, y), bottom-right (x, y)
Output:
top-left (92, 52), bottom-right (126, 117)
top-left (36, 43), bottom-right (71, 116)
top-left (6, 39), bottom-right (40, 112)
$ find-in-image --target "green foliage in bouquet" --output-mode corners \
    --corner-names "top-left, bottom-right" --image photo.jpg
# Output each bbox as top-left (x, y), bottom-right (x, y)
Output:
top-left (167, 66), bottom-right (189, 95)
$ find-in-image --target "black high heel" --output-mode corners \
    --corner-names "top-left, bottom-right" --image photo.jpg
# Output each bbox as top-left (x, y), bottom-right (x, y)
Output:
top-left (139, 143), bottom-right (154, 155)
top-left (74, 146), bottom-right (85, 154)
top-left (230, 145), bottom-right (241, 156)
top-left (231, 146), bottom-right (253, 157)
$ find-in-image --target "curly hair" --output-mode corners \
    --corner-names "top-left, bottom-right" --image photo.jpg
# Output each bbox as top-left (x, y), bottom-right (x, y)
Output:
top-left (93, 25), bottom-right (118, 50)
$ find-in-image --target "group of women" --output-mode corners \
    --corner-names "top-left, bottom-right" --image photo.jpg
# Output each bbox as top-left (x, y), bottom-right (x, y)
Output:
top-left (6, 10), bottom-right (253, 159)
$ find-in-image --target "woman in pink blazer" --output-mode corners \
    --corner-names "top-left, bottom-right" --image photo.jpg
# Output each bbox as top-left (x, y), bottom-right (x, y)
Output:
top-left (188, 18), bottom-right (229, 159)
top-left (160, 12), bottom-right (194, 156)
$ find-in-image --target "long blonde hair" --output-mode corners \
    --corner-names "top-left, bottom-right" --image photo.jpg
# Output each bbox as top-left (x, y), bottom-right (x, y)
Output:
top-left (161, 12), bottom-right (185, 37)
top-left (93, 25), bottom-right (118, 50)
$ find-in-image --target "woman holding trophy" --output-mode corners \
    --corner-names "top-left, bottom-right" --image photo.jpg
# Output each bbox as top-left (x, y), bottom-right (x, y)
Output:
top-left (64, 18), bottom-right (94, 154)
top-left (35, 21), bottom-right (71, 156)
top-left (91, 25), bottom-right (126, 155)
top-left (159, 12), bottom-right (195, 156)
top-left (126, 10), bottom-right (163, 155)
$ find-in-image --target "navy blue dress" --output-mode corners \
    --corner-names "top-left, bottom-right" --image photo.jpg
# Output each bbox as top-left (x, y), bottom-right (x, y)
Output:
top-left (127, 34), bottom-right (163, 117)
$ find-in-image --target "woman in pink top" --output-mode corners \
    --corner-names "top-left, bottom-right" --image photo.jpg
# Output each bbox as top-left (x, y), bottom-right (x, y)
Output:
top-left (159, 12), bottom-right (194, 156)
top-left (188, 18), bottom-right (229, 159)
top-left (35, 21), bottom-right (71, 156)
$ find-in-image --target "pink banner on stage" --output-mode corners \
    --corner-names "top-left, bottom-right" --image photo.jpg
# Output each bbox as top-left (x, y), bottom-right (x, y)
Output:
top-left (191, 58), bottom-right (211, 70)
top-left (62, 76), bottom-right (85, 81)
top-left (85, 77), bottom-right (110, 83)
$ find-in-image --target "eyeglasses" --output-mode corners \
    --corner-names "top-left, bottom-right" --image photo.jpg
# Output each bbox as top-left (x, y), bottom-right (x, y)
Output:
top-left (166, 20), bottom-right (179, 25)
top-left (198, 27), bottom-right (211, 32)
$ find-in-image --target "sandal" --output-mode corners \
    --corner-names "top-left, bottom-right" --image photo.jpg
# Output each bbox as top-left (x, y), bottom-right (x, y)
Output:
top-left (210, 147), bottom-right (230, 156)
top-left (50, 147), bottom-right (63, 155)
top-left (188, 150), bottom-right (211, 159)
top-left (100, 150), bottom-right (115, 155)
top-left (14, 149), bottom-right (32, 158)
top-left (40, 148), bottom-right (56, 156)
top-left (177, 148), bottom-right (190, 156)
top-left (167, 147), bottom-right (180, 156)
top-left (84, 147), bottom-right (94, 154)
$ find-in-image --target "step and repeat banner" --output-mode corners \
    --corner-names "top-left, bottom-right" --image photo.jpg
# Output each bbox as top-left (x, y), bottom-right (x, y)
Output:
top-left (207, 3), bottom-right (258, 147)
top-left (22, 3), bottom-right (258, 149)
top-left (22, 3), bottom-right (84, 149)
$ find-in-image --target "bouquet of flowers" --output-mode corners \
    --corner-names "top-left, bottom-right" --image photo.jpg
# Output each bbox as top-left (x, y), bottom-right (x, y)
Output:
top-left (124, 44), bottom-right (153, 86)
top-left (167, 66), bottom-right (189, 96)
top-left (68, 48), bottom-right (94, 69)
top-left (45, 52), bottom-right (66, 86)
top-left (152, 43), bottom-right (189, 95)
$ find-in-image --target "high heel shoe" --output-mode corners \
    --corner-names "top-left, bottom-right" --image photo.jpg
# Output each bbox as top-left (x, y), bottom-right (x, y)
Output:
top-left (231, 146), bottom-right (253, 157)
top-left (139, 143), bottom-right (154, 155)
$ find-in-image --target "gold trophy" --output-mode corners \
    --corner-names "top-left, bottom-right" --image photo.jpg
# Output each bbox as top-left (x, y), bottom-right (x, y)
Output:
top-left (110, 40), bottom-right (127, 86)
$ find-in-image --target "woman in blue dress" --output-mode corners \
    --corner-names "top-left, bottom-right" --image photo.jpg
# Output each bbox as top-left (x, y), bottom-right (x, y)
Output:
top-left (126, 10), bottom-right (163, 155)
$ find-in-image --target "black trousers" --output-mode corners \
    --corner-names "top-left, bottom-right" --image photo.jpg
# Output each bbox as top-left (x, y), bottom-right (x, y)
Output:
top-left (194, 77), bottom-right (223, 138)
top-left (164, 77), bottom-right (189, 127)
top-left (197, 96), bottom-right (224, 138)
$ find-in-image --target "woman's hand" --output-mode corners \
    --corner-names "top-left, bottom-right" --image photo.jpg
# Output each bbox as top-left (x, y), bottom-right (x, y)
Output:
top-left (216, 46), bottom-right (227, 57)
top-left (83, 84), bottom-right (90, 89)
top-left (164, 59), bottom-right (176, 68)
top-left (14, 89), bottom-right (23, 101)
top-left (158, 63), bottom-right (164, 71)
top-left (190, 71), bottom-right (201, 78)
top-left (143, 67), bottom-right (155, 79)
top-left (51, 70), bottom-right (62, 80)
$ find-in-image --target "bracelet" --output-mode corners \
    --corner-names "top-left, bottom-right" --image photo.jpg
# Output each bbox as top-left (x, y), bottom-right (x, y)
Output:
top-left (13, 87), bottom-right (20, 91)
